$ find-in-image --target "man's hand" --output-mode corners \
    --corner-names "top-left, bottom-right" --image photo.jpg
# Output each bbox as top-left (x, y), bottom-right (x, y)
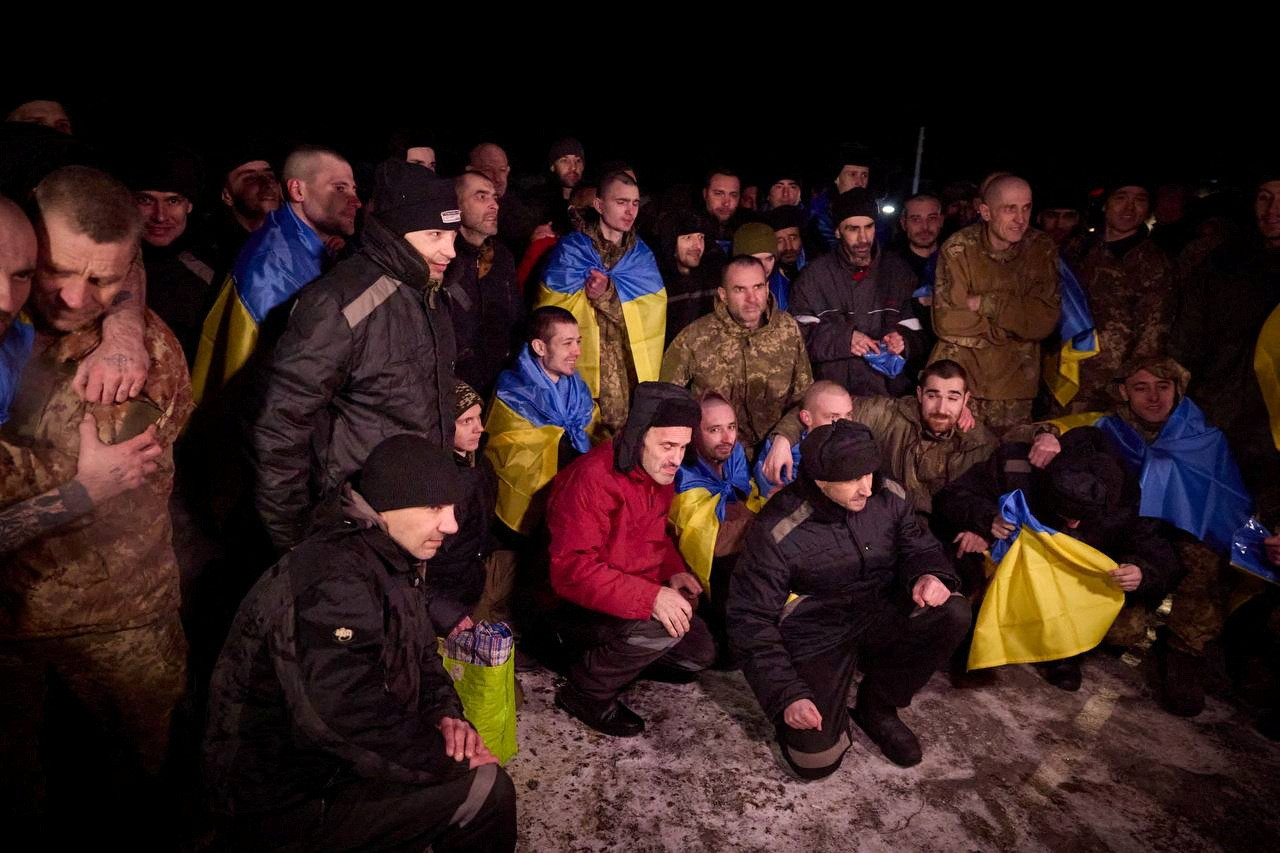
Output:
top-left (1265, 534), bottom-right (1280, 566)
top-left (74, 415), bottom-right (162, 504)
top-left (667, 572), bottom-right (702, 604)
top-left (651, 586), bottom-right (693, 638)
top-left (966, 295), bottom-right (982, 313)
top-left (1109, 563), bottom-right (1143, 592)
top-left (75, 264), bottom-right (150, 403)
top-left (437, 716), bottom-right (497, 766)
top-left (761, 435), bottom-right (794, 487)
top-left (958, 405), bottom-right (976, 432)
top-left (448, 615), bottom-right (475, 639)
top-left (850, 331), bottom-right (881, 357)
top-left (912, 574), bottom-right (951, 607)
top-left (883, 331), bottom-right (905, 356)
top-left (531, 222), bottom-right (557, 242)
top-left (990, 515), bottom-right (1015, 540)
top-left (585, 269), bottom-right (609, 299)
top-left (953, 531), bottom-right (990, 558)
top-left (783, 698), bottom-right (823, 731)
top-left (1029, 433), bottom-right (1061, 469)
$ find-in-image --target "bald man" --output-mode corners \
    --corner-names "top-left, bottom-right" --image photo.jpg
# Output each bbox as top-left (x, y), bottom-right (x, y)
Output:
top-left (929, 176), bottom-right (1059, 436)
top-left (469, 142), bottom-right (511, 198)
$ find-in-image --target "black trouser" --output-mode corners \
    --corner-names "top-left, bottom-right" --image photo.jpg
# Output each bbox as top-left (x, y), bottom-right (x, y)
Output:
top-left (777, 595), bottom-right (971, 778)
top-left (557, 606), bottom-right (716, 703)
top-left (227, 764), bottom-right (517, 852)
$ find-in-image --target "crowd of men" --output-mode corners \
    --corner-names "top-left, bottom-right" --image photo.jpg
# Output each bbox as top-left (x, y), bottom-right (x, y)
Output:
top-left (3, 98), bottom-right (1280, 849)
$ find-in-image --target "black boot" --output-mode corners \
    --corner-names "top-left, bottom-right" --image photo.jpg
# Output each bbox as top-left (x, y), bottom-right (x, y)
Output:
top-left (1040, 656), bottom-right (1082, 692)
top-left (851, 703), bottom-right (922, 767)
top-left (554, 685), bottom-right (644, 737)
top-left (1160, 645), bottom-right (1206, 717)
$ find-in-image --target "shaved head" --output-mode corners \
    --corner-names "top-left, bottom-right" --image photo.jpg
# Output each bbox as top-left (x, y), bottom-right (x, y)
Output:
top-left (282, 145), bottom-right (346, 184)
top-left (983, 175), bottom-right (1031, 206)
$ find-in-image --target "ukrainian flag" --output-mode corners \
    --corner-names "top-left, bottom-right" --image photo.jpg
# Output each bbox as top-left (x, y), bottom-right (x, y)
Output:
top-left (1042, 258), bottom-right (1100, 407)
top-left (669, 445), bottom-right (753, 593)
top-left (190, 206), bottom-right (326, 406)
top-left (536, 231), bottom-right (666, 396)
top-left (485, 350), bottom-right (600, 534)
top-left (1049, 400), bottom-right (1253, 555)
top-left (752, 432), bottom-right (803, 505)
top-left (969, 489), bottom-right (1124, 670)
top-left (1255, 302), bottom-right (1280, 452)
top-left (0, 311), bottom-right (34, 425)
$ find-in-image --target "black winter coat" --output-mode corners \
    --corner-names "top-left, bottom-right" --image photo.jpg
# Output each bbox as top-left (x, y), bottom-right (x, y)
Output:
top-left (789, 243), bottom-right (923, 396)
top-left (444, 237), bottom-right (522, 399)
top-left (203, 490), bottom-right (466, 817)
top-left (424, 453), bottom-right (498, 634)
top-left (250, 216), bottom-right (456, 551)
top-left (727, 475), bottom-right (957, 721)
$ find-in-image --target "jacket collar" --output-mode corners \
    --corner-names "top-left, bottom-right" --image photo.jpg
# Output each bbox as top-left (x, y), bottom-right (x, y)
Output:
top-left (340, 486), bottom-right (423, 576)
top-left (360, 215), bottom-right (433, 292)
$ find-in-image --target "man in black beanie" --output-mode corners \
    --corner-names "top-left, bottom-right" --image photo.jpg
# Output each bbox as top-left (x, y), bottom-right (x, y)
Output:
top-left (206, 434), bottom-right (517, 851)
top-left (545, 382), bottom-right (716, 736)
top-left (250, 157), bottom-right (464, 552)
top-left (728, 420), bottom-right (970, 775)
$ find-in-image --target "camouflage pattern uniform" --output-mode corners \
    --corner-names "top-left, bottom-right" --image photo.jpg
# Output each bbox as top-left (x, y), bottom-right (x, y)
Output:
top-left (850, 395), bottom-right (997, 518)
top-left (930, 224), bottom-right (1060, 437)
top-left (584, 222), bottom-right (643, 435)
top-left (1059, 230), bottom-right (1173, 414)
top-left (660, 297), bottom-right (812, 453)
top-left (0, 311), bottom-right (193, 814)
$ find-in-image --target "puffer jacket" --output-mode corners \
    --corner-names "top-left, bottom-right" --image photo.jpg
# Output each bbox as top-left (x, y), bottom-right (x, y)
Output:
top-left (727, 474), bottom-right (956, 721)
top-left (249, 215), bottom-right (456, 551)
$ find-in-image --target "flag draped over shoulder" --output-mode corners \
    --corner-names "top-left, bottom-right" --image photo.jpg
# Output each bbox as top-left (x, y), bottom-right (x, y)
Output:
top-left (1042, 258), bottom-right (1099, 407)
top-left (969, 489), bottom-right (1124, 670)
top-left (538, 231), bottom-right (666, 395)
top-left (485, 352), bottom-right (599, 535)
top-left (669, 445), bottom-right (752, 593)
top-left (0, 313), bottom-right (34, 426)
top-left (1255, 302), bottom-right (1280, 452)
top-left (1093, 398), bottom-right (1253, 553)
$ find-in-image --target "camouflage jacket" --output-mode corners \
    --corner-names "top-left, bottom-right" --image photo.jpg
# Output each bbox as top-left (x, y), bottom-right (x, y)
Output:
top-left (0, 311), bottom-right (193, 638)
top-left (851, 395), bottom-right (997, 517)
top-left (1062, 231), bottom-right (1173, 412)
top-left (586, 223), bottom-right (641, 435)
top-left (661, 298), bottom-right (812, 453)
top-left (930, 224), bottom-right (1060, 401)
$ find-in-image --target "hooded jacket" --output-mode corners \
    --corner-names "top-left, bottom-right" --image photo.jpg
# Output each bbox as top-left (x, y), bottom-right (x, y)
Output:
top-left (249, 215), bottom-right (457, 552)
top-left (546, 384), bottom-right (692, 619)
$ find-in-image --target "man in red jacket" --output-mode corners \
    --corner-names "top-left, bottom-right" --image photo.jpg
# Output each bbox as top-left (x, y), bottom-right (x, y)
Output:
top-left (547, 382), bottom-right (715, 736)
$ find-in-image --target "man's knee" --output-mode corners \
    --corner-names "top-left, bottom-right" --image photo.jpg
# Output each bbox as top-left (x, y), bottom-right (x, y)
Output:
top-left (673, 617), bottom-right (716, 671)
top-left (780, 727), bottom-right (852, 780)
top-left (924, 594), bottom-right (972, 645)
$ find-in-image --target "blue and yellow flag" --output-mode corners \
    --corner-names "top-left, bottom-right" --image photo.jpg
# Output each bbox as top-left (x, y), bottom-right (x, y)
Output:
top-left (669, 445), bottom-right (753, 593)
top-left (536, 231), bottom-right (666, 396)
top-left (752, 432), bottom-right (804, 503)
top-left (191, 205), bottom-right (326, 406)
top-left (485, 352), bottom-right (600, 534)
top-left (1042, 258), bottom-right (1100, 407)
top-left (1230, 517), bottom-right (1279, 587)
top-left (969, 490), bottom-right (1124, 670)
top-left (0, 312), bottom-right (34, 426)
top-left (1255, 302), bottom-right (1280, 452)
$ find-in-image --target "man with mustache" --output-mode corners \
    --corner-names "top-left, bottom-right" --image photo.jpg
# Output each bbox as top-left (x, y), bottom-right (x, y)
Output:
top-left (930, 174), bottom-right (1060, 437)
top-left (444, 171), bottom-right (521, 399)
top-left (546, 382), bottom-right (714, 737)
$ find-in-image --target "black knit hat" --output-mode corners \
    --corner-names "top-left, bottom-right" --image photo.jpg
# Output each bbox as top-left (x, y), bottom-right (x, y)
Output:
top-left (1045, 445), bottom-right (1118, 522)
top-left (357, 434), bottom-right (466, 511)
top-left (1102, 175), bottom-right (1153, 202)
top-left (549, 137), bottom-right (585, 163)
top-left (216, 139), bottom-right (275, 182)
top-left (614, 382), bottom-right (701, 472)
top-left (765, 204), bottom-right (805, 232)
top-left (801, 420), bottom-right (880, 482)
top-left (831, 187), bottom-right (878, 226)
top-left (125, 148), bottom-right (201, 201)
top-left (371, 158), bottom-right (460, 235)
top-left (833, 142), bottom-right (874, 176)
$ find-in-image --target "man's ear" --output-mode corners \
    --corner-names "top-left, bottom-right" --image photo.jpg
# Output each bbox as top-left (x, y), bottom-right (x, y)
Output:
top-left (531, 338), bottom-right (547, 358)
top-left (286, 178), bottom-right (305, 204)
top-left (1117, 383), bottom-right (1130, 402)
top-left (799, 410), bottom-right (812, 429)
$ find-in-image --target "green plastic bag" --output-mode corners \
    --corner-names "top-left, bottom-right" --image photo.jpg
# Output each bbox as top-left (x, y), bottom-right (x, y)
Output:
top-left (438, 621), bottom-right (518, 764)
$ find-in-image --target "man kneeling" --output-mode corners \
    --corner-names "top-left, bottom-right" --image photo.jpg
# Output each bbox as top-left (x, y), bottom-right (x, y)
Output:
top-left (728, 421), bottom-right (970, 775)
top-left (204, 435), bottom-right (516, 851)
top-left (547, 382), bottom-right (716, 737)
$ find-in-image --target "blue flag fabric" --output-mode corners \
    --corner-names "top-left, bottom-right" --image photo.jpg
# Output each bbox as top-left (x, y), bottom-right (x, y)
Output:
top-left (676, 443), bottom-right (751, 521)
top-left (990, 489), bottom-right (1057, 564)
top-left (233, 204), bottom-right (327, 324)
top-left (1057, 258), bottom-right (1097, 354)
top-left (911, 252), bottom-right (938, 300)
top-left (495, 346), bottom-right (595, 453)
top-left (753, 432), bottom-right (805, 498)
top-left (543, 231), bottom-right (664, 302)
top-left (768, 268), bottom-right (791, 313)
top-left (0, 316), bottom-right (35, 426)
top-left (865, 346), bottom-right (906, 378)
top-left (1094, 398), bottom-right (1253, 553)
top-left (1231, 518), bottom-right (1279, 585)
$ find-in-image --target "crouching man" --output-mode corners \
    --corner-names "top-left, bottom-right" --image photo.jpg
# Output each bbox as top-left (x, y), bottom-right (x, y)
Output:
top-left (204, 435), bottom-right (516, 851)
top-left (728, 421), bottom-right (970, 775)
top-left (547, 382), bottom-right (716, 737)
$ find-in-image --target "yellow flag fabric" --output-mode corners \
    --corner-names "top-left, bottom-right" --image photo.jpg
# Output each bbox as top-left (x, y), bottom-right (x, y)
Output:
top-left (668, 487), bottom-right (722, 593)
top-left (1254, 302), bottom-right (1280, 452)
top-left (191, 277), bottom-right (259, 407)
top-left (535, 286), bottom-right (602, 395)
top-left (484, 398), bottom-right (571, 535)
top-left (620, 291), bottom-right (667, 384)
top-left (968, 527), bottom-right (1124, 670)
top-left (1044, 411), bottom-right (1106, 435)
top-left (1043, 343), bottom-right (1099, 408)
